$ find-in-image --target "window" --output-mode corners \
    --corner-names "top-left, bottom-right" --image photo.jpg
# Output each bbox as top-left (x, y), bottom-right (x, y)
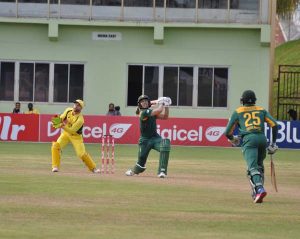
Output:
top-left (199, 0), bottom-right (258, 10)
top-left (93, 0), bottom-right (121, 6)
top-left (213, 68), bottom-right (228, 107)
top-left (127, 65), bottom-right (143, 106)
top-left (127, 64), bottom-right (228, 108)
top-left (198, 68), bottom-right (213, 106)
top-left (35, 63), bottom-right (49, 102)
top-left (54, 63), bottom-right (84, 103)
top-left (127, 65), bottom-right (159, 106)
top-left (69, 64), bottom-right (84, 102)
top-left (144, 66), bottom-right (159, 100)
top-left (167, 0), bottom-right (196, 8)
top-left (54, 64), bottom-right (68, 102)
top-left (199, 0), bottom-right (228, 9)
top-left (163, 66), bottom-right (193, 106)
top-left (0, 62), bottom-right (15, 101)
top-left (198, 67), bottom-right (228, 107)
top-left (19, 63), bottom-right (34, 101)
top-left (124, 0), bottom-right (153, 7)
top-left (19, 63), bottom-right (50, 102)
top-left (179, 67), bottom-right (193, 106)
top-left (0, 61), bottom-right (84, 103)
top-left (163, 67), bottom-right (178, 105)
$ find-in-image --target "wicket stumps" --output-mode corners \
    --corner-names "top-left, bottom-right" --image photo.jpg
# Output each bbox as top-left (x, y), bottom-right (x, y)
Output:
top-left (101, 135), bottom-right (115, 174)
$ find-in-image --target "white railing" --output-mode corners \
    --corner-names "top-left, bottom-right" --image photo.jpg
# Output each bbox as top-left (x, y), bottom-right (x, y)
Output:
top-left (0, 0), bottom-right (270, 24)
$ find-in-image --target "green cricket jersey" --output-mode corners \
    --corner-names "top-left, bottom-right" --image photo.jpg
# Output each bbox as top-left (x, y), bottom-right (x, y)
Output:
top-left (225, 105), bottom-right (277, 138)
top-left (139, 108), bottom-right (160, 138)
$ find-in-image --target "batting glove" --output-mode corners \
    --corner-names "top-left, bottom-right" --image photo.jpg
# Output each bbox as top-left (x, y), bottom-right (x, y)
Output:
top-left (163, 97), bottom-right (172, 106)
top-left (157, 97), bottom-right (172, 106)
top-left (228, 135), bottom-right (240, 147)
top-left (267, 143), bottom-right (278, 154)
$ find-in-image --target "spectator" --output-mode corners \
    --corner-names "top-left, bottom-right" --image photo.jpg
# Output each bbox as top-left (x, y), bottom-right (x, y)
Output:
top-left (12, 102), bottom-right (22, 114)
top-left (106, 103), bottom-right (116, 116)
top-left (114, 106), bottom-right (121, 116)
top-left (25, 103), bottom-right (40, 114)
top-left (287, 109), bottom-right (297, 120)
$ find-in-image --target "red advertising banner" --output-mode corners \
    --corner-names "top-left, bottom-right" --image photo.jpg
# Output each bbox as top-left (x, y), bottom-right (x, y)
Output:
top-left (2, 113), bottom-right (299, 149)
top-left (0, 113), bottom-right (39, 141)
top-left (1, 113), bottom-right (230, 146)
top-left (39, 114), bottom-right (230, 146)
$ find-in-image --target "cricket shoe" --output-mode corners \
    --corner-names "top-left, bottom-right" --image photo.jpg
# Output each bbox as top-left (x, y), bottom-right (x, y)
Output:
top-left (253, 187), bottom-right (267, 203)
top-left (52, 167), bottom-right (59, 173)
top-left (158, 172), bottom-right (167, 178)
top-left (93, 168), bottom-right (101, 174)
top-left (125, 169), bottom-right (135, 176)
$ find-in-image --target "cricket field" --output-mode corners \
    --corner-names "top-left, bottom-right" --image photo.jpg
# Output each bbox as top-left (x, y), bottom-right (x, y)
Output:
top-left (0, 142), bottom-right (299, 239)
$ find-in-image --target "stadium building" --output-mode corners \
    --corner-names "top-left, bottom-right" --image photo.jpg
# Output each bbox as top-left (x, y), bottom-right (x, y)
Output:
top-left (0, 0), bottom-right (276, 118)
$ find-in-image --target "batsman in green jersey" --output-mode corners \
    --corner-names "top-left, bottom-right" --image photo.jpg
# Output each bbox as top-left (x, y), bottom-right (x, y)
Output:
top-left (126, 95), bottom-right (171, 178)
top-left (224, 90), bottom-right (278, 203)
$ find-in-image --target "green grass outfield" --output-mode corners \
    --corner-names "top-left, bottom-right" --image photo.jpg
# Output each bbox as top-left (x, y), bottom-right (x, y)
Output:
top-left (0, 142), bottom-right (299, 239)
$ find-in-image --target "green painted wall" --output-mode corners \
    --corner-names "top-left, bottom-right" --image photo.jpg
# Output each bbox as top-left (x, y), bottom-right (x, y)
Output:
top-left (0, 20), bottom-right (271, 118)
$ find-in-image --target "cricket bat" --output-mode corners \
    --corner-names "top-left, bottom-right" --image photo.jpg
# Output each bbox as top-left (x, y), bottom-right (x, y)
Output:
top-left (270, 154), bottom-right (278, 192)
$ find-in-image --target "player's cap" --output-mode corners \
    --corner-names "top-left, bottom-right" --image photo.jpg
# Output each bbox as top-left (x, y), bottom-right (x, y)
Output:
top-left (74, 99), bottom-right (84, 108)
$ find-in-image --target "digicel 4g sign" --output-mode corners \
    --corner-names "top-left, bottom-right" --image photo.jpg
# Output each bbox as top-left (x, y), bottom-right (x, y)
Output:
top-left (156, 118), bottom-right (228, 146)
top-left (40, 115), bottom-right (138, 144)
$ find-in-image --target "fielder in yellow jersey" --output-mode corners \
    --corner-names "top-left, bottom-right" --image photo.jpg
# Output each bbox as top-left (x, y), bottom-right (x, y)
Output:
top-left (224, 90), bottom-right (278, 203)
top-left (51, 99), bottom-right (100, 173)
